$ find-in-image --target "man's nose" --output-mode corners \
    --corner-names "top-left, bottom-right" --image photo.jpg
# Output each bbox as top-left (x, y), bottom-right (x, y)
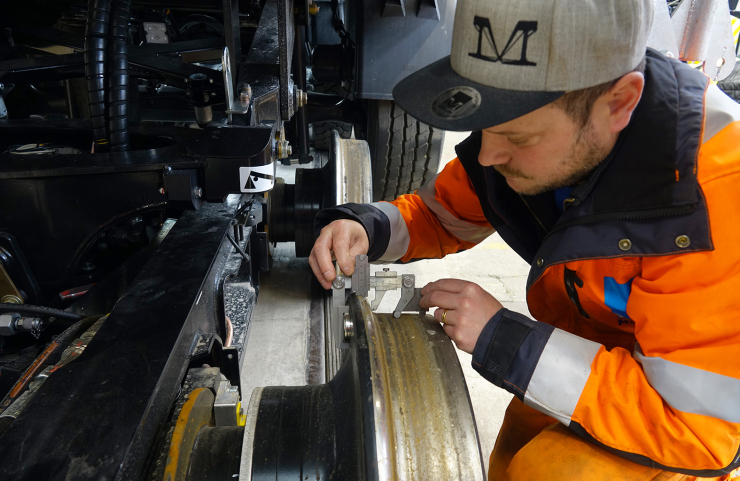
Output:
top-left (478, 134), bottom-right (511, 167)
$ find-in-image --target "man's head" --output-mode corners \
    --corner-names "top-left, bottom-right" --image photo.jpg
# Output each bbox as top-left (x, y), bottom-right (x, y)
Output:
top-left (480, 63), bottom-right (646, 194)
top-left (392, 0), bottom-right (656, 193)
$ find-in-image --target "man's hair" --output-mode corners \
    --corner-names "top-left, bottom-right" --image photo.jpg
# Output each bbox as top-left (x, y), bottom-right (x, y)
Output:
top-left (553, 57), bottom-right (646, 128)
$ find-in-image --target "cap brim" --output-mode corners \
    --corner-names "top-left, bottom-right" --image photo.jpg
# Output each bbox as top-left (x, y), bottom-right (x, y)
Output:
top-left (392, 56), bottom-right (565, 132)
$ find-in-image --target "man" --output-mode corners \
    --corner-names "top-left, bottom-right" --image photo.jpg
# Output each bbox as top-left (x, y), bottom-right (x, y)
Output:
top-left (309, 0), bottom-right (740, 479)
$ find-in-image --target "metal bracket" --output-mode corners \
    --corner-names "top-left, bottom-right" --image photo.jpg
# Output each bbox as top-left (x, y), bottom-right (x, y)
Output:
top-left (331, 255), bottom-right (427, 348)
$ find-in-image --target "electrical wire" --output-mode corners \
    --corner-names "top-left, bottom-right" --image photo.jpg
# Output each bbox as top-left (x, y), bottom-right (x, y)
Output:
top-left (0, 303), bottom-right (83, 321)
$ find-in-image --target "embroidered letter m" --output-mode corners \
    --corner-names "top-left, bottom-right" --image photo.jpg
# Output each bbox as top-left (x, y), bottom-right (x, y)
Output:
top-left (469, 16), bottom-right (538, 66)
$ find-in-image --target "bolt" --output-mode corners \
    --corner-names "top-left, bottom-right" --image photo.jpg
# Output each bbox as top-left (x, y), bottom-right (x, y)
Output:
top-left (1, 295), bottom-right (21, 304)
top-left (228, 354), bottom-right (233, 360)
top-left (194, 187), bottom-right (203, 198)
top-left (403, 276), bottom-right (414, 288)
top-left (159, 187), bottom-right (165, 194)
top-left (164, 166), bottom-right (172, 174)
top-left (82, 261), bottom-right (95, 271)
top-left (295, 88), bottom-right (307, 108)
top-left (343, 313), bottom-right (354, 341)
top-left (332, 276), bottom-right (345, 289)
top-left (239, 84), bottom-right (252, 109)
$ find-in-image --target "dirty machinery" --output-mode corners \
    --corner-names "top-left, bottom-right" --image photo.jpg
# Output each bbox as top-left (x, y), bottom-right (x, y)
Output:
top-left (0, 0), bottom-right (489, 479)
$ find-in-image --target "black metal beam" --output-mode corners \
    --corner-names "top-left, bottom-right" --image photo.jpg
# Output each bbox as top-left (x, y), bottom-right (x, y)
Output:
top-left (0, 196), bottom-right (246, 481)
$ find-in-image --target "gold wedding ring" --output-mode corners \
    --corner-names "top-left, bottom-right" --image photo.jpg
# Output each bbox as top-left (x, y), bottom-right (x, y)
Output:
top-left (442, 309), bottom-right (449, 325)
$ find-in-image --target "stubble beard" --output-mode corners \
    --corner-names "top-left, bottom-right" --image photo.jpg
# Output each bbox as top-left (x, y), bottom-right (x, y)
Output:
top-left (499, 122), bottom-right (610, 196)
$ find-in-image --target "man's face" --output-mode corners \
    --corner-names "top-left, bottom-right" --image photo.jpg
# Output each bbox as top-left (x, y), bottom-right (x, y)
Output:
top-left (478, 103), bottom-right (613, 195)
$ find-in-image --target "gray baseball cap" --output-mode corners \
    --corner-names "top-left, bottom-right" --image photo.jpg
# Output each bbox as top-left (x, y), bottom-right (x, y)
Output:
top-left (393, 0), bottom-right (655, 131)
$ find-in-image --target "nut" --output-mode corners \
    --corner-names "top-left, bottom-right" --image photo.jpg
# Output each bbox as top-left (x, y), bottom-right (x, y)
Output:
top-left (0, 313), bottom-right (19, 336)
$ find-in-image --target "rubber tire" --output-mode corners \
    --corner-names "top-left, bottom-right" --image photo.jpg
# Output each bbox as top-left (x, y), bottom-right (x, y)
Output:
top-left (367, 100), bottom-right (444, 202)
top-left (718, 62), bottom-right (740, 103)
top-left (312, 120), bottom-right (353, 150)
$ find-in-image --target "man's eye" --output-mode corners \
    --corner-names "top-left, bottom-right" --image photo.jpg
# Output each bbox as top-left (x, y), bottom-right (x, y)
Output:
top-left (508, 138), bottom-right (528, 146)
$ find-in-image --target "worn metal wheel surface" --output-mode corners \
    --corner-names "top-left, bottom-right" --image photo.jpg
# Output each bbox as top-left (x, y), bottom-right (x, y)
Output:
top-left (243, 295), bottom-right (485, 481)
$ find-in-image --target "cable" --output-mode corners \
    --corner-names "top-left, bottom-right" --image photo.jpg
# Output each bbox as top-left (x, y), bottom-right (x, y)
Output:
top-left (0, 303), bottom-right (83, 321)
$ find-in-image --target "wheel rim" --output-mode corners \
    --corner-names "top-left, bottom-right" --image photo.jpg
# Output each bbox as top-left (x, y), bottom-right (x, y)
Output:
top-left (245, 295), bottom-right (485, 480)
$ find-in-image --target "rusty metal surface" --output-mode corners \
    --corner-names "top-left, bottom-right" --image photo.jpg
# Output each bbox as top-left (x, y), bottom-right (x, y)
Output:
top-left (361, 299), bottom-right (485, 481)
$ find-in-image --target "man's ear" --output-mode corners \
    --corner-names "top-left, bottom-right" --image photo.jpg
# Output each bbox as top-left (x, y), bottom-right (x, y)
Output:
top-left (599, 71), bottom-right (645, 134)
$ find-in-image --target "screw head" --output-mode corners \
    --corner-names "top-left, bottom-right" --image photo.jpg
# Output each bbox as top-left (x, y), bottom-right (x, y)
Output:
top-left (159, 187), bottom-right (165, 194)
top-left (332, 276), bottom-right (345, 289)
top-left (194, 187), bottom-right (203, 198)
top-left (403, 276), bottom-right (413, 288)
top-left (383, 268), bottom-right (389, 272)
top-left (618, 239), bottom-right (632, 251)
top-left (536, 257), bottom-right (544, 268)
top-left (675, 235), bottom-right (691, 248)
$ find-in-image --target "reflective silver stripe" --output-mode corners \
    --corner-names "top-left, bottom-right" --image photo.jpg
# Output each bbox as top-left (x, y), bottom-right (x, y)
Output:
top-left (417, 176), bottom-right (495, 243)
top-left (634, 345), bottom-right (740, 423)
top-left (703, 84), bottom-right (740, 144)
top-left (523, 329), bottom-right (601, 426)
top-left (371, 202), bottom-right (410, 262)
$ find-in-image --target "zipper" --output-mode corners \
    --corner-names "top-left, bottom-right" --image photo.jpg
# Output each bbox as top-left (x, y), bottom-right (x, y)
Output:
top-left (543, 204), bottom-right (696, 242)
top-left (518, 194), bottom-right (549, 234)
top-left (562, 197), bottom-right (576, 212)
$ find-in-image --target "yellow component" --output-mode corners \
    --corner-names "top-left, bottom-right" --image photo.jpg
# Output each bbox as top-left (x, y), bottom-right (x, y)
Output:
top-left (163, 388), bottom-right (214, 481)
top-left (309, 4), bottom-right (320, 15)
top-left (0, 263), bottom-right (23, 304)
top-left (236, 401), bottom-right (246, 427)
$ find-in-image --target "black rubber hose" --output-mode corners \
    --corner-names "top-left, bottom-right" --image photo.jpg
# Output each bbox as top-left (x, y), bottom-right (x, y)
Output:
top-left (0, 303), bottom-right (83, 322)
top-left (107, 0), bottom-right (131, 151)
top-left (84, 0), bottom-right (111, 148)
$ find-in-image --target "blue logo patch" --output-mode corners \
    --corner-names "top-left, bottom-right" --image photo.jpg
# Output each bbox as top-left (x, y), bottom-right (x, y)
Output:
top-left (604, 277), bottom-right (634, 319)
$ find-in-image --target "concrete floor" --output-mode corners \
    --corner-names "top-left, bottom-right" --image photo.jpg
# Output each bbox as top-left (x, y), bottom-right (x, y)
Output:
top-left (240, 132), bottom-right (531, 475)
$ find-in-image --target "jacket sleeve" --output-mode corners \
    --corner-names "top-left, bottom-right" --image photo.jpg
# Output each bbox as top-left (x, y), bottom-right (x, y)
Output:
top-left (314, 158), bottom-right (494, 262)
top-left (472, 118), bottom-right (740, 477)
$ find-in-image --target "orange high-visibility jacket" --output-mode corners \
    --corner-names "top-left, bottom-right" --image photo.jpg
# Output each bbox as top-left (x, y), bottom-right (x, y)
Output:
top-left (315, 50), bottom-right (740, 476)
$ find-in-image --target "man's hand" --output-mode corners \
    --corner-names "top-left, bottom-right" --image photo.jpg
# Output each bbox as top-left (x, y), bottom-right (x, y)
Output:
top-left (309, 220), bottom-right (369, 289)
top-left (419, 279), bottom-right (504, 354)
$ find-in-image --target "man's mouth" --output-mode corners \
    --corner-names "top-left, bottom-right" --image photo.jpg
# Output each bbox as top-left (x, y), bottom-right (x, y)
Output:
top-left (493, 165), bottom-right (533, 180)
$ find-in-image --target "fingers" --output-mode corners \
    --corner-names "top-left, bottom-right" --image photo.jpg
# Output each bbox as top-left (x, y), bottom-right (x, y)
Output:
top-left (433, 307), bottom-right (456, 326)
top-left (310, 220), bottom-right (370, 289)
top-left (332, 234), bottom-right (354, 276)
top-left (309, 230), bottom-right (337, 289)
top-left (421, 278), bottom-right (477, 296)
top-left (418, 290), bottom-right (460, 310)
